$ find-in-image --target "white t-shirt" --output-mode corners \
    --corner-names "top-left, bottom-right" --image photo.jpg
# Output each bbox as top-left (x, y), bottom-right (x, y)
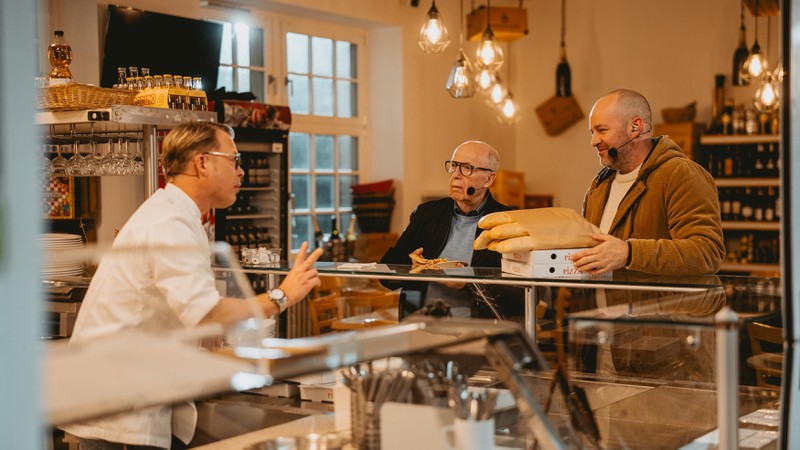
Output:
top-left (63, 183), bottom-right (221, 448)
top-left (598, 165), bottom-right (642, 234)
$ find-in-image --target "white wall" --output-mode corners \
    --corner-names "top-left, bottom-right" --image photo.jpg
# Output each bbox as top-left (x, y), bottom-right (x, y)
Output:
top-left (510, 0), bottom-right (780, 210)
top-left (47, 0), bottom-right (778, 236)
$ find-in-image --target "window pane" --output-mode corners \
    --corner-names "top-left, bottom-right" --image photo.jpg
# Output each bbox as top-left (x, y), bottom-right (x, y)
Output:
top-left (339, 175), bottom-right (358, 208)
top-left (336, 80), bottom-right (357, 117)
top-left (316, 175), bottom-right (335, 209)
top-left (316, 135), bottom-right (335, 170)
top-left (318, 214), bottom-right (333, 236)
top-left (247, 70), bottom-right (265, 102)
top-left (219, 22), bottom-right (233, 65)
top-left (236, 68), bottom-right (251, 94)
top-left (249, 26), bottom-right (264, 67)
top-left (336, 41), bottom-right (357, 78)
top-left (290, 133), bottom-right (310, 169)
top-left (286, 33), bottom-right (309, 74)
top-left (291, 174), bottom-right (310, 209)
top-left (235, 23), bottom-right (251, 66)
top-left (338, 136), bottom-right (359, 170)
top-left (311, 37), bottom-right (333, 76)
top-left (292, 215), bottom-right (312, 252)
top-left (312, 77), bottom-right (334, 116)
top-left (217, 66), bottom-right (233, 92)
top-left (340, 213), bottom-right (354, 236)
top-left (288, 74), bottom-right (310, 114)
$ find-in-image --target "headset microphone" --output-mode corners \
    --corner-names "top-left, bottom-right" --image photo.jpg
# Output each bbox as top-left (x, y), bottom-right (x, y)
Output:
top-left (607, 135), bottom-right (637, 159)
top-left (606, 125), bottom-right (651, 159)
top-left (466, 187), bottom-right (476, 195)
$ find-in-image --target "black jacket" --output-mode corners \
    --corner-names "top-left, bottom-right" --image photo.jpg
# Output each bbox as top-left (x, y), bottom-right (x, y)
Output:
top-left (380, 190), bottom-right (521, 317)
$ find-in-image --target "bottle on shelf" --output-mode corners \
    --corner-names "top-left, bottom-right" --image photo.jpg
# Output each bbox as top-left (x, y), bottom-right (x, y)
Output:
top-left (329, 215), bottom-right (346, 262)
top-left (740, 188), bottom-right (754, 221)
top-left (48, 30), bottom-right (73, 85)
top-left (720, 189), bottom-right (732, 221)
top-left (753, 188), bottom-right (764, 222)
top-left (345, 213), bottom-right (358, 259)
top-left (709, 74), bottom-right (726, 134)
top-left (114, 67), bottom-right (127, 89)
top-left (312, 215), bottom-right (323, 250)
top-left (730, 188), bottom-right (742, 221)
top-left (765, 187), bottom-right (776, 222)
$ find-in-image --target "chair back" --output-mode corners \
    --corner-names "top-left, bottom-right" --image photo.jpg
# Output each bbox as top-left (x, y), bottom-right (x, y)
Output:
top-left (747, 321), bottom-right (784, 388)
top-left (344, 289), bottom-right (400, 316)
top-left (308, 294), bottom-right (343, 335)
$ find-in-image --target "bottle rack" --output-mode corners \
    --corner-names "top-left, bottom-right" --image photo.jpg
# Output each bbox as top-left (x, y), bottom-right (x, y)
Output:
top-left (214, 128), bottom-right (289, 275)
top-left (699, 134), bottom-right (781, 273)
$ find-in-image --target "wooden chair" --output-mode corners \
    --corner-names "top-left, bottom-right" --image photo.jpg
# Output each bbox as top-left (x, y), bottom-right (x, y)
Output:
top-left (312, 276), bottom-right (346, 298)
top-left (344, 289), bottom-right (400, 317)
top-left (308, 294), bottom-right (343, 335)
top-left (747, 321), bottom-right (784, 388)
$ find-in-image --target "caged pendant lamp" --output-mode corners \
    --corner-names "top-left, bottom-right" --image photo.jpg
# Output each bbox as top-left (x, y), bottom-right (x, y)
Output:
top-left (475, 0), bottom-right (504, 71)
top-left (555, 0), bottom-right (572, 97)
top-left (740, 0), bottom-right (769, 83)
top-left (418, 1), bottom-right (451, 54)
top-left (445, 0), bottom-right (475, 98)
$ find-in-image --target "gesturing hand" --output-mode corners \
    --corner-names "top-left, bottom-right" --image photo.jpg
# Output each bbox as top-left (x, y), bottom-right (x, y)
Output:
top-left (570, 233), bottom-right (629, 275)
top-left (279, 241), bottom-right (324, 306)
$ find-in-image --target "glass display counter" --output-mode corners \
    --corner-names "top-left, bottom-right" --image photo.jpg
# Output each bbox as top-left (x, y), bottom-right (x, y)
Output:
top-left (46, 244), bottom-right (784, 449)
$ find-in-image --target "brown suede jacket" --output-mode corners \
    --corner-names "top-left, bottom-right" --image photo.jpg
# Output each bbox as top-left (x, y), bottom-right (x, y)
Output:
top-left (581, 135), bottom-right (725, 275)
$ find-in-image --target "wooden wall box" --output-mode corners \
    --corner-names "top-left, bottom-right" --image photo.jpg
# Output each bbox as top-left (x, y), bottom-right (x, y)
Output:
top-left (467, 6), bottom-right (528, 42)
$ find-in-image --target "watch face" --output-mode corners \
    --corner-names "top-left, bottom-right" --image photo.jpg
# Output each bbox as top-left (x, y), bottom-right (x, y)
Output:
top-left (270, 288), bottom-right (285, 301)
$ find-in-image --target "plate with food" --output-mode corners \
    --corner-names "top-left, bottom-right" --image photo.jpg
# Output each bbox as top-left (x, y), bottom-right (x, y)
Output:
top-left (408, 252), bottom-right (468, 273)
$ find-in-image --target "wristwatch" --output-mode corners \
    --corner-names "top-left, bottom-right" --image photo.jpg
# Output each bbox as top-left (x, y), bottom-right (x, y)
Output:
top-left (269, 288), bottom-right (288, 314)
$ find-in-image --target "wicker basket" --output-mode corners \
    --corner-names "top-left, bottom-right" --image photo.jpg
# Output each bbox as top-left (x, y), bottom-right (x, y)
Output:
top-left (37, 83), bottom-right (137, 111)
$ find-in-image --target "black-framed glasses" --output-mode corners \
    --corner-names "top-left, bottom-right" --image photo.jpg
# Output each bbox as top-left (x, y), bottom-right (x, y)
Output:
top-left (203, 151), bottom-right (241, 170)
top-left (445, 160), bottom-right (494, 177)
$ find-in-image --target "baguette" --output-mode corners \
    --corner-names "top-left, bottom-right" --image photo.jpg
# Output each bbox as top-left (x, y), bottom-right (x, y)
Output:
top-left (487, 222), bottom-right (529, 240)
top-left (478, 211), bottom-right (515, 229)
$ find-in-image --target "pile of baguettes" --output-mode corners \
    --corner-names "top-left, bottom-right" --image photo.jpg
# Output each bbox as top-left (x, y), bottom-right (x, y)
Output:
top-left (474, 207), bottom-right (601, 253)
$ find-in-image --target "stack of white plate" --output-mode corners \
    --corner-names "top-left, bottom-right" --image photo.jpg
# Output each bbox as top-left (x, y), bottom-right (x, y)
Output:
top-left (39, 233), bottom-right (85, 278)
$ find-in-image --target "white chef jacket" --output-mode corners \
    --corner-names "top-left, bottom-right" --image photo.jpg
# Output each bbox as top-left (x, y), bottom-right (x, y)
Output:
top-left (62, 183), bottom-right (221, 448)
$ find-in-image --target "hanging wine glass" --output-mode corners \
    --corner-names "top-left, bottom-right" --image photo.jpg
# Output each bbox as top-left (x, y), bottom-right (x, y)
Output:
top-left (51, 144), bottom-right (68, 177)
top-left (83, 140), bottom-right (101, 176)
top-left (65, 141), bottom-right (84, 176)
top-left (42, 144), bottom-right (54, 178)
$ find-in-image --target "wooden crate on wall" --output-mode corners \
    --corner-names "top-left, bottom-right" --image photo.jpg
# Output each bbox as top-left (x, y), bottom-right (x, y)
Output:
top-left (492, 170), bottom-right (525, 209)
top-left (654, 122), bottom-right (705, 161)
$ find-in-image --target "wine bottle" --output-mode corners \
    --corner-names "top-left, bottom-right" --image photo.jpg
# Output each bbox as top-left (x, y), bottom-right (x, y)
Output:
top-left (732, 3), bottom-right (750, 87)
top-left (556, 45), bottom-right (571, 97)
top-left (48, 30), bottom-right (73, 85)
top-left (312, 215), bottom-right (323, 249)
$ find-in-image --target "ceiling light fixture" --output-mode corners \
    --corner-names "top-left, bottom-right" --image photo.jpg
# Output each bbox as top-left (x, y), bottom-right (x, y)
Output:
top-left (475, 0), bottom-right (504, 71)
top-left (740, 0), bottom-right (769, 83)
top-left (418, 1), bottom-right (451, 54)
top-left (445, 0), bottom-right (475, 98)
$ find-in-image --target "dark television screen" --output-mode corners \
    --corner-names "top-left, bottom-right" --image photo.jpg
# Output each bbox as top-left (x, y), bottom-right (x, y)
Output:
top-left (101, 5), bottom-right (223, 92)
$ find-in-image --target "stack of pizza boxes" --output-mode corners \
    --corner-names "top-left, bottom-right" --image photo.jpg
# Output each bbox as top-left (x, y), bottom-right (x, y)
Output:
top-left (501, 248), bottom-right (611, 278)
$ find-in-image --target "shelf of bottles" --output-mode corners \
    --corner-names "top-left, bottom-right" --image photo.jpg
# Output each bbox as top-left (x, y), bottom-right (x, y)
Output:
top-left (218, 150), bottom-right (281, 258)
top-left (699, 135), bottom-right (781, 273)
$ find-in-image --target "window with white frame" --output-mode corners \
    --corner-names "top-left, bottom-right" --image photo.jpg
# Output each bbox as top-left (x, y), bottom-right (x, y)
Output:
top-left (285, 28), bottom-right (366, 253)
top-left (215, 21), bottom-right (267, 101)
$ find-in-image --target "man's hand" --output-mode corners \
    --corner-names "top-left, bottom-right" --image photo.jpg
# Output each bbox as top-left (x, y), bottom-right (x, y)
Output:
top-left (570, 233), bottom-right (628, 274)
top-left (279, 242), bottom-right (324, 305)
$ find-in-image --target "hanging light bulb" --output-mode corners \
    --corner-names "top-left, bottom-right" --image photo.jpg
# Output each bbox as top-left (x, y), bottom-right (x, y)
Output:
top-left (772, 58), bottom-right (784, 82)
top-left (740, 42), bottom-right (768, 82)
top-left (418, 1), bottom-right (450, 54)
top-left (474, 67), bottom-right (497, 94)
top-left (445, 50), bottom-right (476, 98)
top-left (740, 0), bottom-right (769, 83)
top-left (497, 92), bottom-right (521, 124)
top-left (754, 74), bottom-right (780, 112)
top-left (475, 26), bottom-right (504, 71)
top-left (486, 78), bottom-right (507, 107)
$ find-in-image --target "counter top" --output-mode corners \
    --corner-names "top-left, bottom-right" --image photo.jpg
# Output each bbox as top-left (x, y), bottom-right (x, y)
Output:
top-left (192, 414), bottom-right (337, 450)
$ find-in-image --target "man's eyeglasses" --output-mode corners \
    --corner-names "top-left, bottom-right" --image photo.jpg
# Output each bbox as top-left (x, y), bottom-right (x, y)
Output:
top-left (203, 151), bottom-right (241, 170)
top-left (445, 160), bottom-right (494, 177)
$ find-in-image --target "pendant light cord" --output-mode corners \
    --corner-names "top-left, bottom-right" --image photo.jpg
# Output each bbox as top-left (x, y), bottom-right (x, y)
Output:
top-left (560, 0), bottom-right (566, 49)
top-left (740, 0), bottom-right (745, 31)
